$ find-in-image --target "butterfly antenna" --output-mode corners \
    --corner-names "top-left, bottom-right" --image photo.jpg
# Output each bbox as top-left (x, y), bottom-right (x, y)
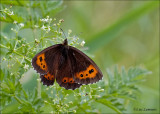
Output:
top-left (60, 28), bottom-right (68, 45)
top-left (60, 28), bottom-right (67, 40)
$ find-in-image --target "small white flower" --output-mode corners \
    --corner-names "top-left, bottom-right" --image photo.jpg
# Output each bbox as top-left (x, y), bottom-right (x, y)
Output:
top-left (59, 19), bottom-right (64, 23)
top-left (8, 11), bottom-right (14, 15)
top-left (49, 18), bottom-right (52, 21)
top-left (73, 110), bottom-right (76, 113)
top-left (46, 88), bottom-right (49, 90)
top-left (44, 101), bottom-right (48, 103)
top-left (99, 89), bottom-right (104, 92)
top-left (41, 25), bottom-right (46, 30)
top-left (19, 23), bottom-right (24, 27)
top-left (2, 57), bottom-right (6, 61)
top-left (44, 18), bottom-right (49, 22)
top-left (68, 29), bottom-right (72, 34)
top-left (96, 95), bottom-right (101, 98)
top-left (40, 19), bottom-right (44, 22)
top-left (69, 101), bottom-right (73, 104)
top-left (37, 79), bottom-right (41, 81)
top-left (65, 104), bottom-right (69, 107)
top-left (47, 26), bottom-right (51, 32)
top-left (11, 28), bottom-right (13, 30)
top-left (81, 41), bottom-right (85, 46)
top-left (53, 24), bottom-right (56, 26)
top-left (13, 21), bottom-right (17, 24)
top-left (24, 64), bottom-right (29, 70)
top-left (34, 25), bottom-right (39, 28)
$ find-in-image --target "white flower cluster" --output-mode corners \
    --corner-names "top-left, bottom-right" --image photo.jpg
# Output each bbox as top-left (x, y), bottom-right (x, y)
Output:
top-left (24, 64), bottom-right (29, 70)
top-left (11, 21), bottom-right (25, 33)
top-left (41, 25), bottom-right (51, 33)
top-left (3, 8), bottom-right (14, 15)
top-left (19, 23), bottom-right (24, 28)
top-left (39, 16), bottom-right (54, 33)
top-left (40, 16), bottom-right (52, 23)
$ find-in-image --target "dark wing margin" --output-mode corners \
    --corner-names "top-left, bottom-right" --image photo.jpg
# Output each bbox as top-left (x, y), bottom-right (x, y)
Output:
top-left (68, 46), bottom-right (103, 85)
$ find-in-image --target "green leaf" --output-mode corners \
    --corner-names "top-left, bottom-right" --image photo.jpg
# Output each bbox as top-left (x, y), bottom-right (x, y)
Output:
top-left (96, 99), bottom-right (122, 114)
top-left (22, 89), bottom-right (28, 100)
top-left (0, 69), bottom-right (5, 81)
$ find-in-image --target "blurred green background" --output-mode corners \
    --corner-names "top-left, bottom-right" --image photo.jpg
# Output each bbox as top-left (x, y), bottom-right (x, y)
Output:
top-left (58, 1), bottom-right (159, 113)
top-left (0, 0), bottom-right (159, 113)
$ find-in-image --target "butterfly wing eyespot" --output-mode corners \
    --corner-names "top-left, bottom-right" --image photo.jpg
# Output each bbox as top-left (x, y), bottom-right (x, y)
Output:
top-left (57, 75), bottom-right (82, 90)
top-left (69, 78), bottom-right (74, 84)
top-left (62, 77), bottom-right (68, 83)
top-left (32, 53), bottom-right (48, 74)
top-left (40, 72), bottom-right (55, 86)
top-left (36, 53), bottom-right (48, 71)
top-left (76, 65), bottom-right (98, 79)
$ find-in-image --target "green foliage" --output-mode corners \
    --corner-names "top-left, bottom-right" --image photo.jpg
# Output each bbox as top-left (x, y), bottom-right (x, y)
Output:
top-left (85, 1), bottom-right (159, 53)
top-left (0, 1), bottom-right (153, 113)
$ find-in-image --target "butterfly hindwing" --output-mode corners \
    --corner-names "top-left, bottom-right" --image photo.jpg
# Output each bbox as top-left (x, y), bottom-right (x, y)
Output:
top-left (68, 46), bottom-right (103, 85)
top-left (40, 72), bottom-right (55, 86)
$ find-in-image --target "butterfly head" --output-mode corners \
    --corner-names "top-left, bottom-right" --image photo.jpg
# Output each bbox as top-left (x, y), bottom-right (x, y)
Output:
top-left (62, 39), bottom-right (68, 46)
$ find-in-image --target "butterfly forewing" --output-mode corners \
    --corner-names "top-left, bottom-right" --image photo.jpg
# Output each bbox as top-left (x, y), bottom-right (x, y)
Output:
top-left (68, 46), bottom-right (103, 84)
top-left (32, 44), bottom-right (60, 74)
top-left (32, 44), bottom-right (62, 85)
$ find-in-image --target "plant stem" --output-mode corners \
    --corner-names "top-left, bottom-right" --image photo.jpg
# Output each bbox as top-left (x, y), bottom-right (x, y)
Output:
top-left (0, 44), bottom-right (31, 62)
top-left (13, 95), bottom-right (23, 104)
top-left (37, 77), bottom-right (41, 99)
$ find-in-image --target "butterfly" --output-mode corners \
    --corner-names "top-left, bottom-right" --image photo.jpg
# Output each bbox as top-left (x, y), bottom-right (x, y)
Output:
top-left (32, 39), bottom-right (103, 90)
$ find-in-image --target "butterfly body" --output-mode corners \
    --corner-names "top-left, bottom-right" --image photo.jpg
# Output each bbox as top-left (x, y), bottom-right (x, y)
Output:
top-left (32, 39), bottom-right (103, 90)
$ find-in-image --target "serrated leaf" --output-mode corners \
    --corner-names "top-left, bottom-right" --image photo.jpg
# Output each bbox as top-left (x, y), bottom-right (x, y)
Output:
top-left (22, 89), bottom-right (28, 100)
top-left (96, 99), bottom-right (121, 114)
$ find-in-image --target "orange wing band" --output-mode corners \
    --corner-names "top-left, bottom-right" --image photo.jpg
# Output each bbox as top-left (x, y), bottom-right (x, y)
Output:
top-left (75, 65), bottom-right (98, 79)
top-left (36, 53), bottom-right (48, 71)
top-left (44, 72), bottom-right (54, 80)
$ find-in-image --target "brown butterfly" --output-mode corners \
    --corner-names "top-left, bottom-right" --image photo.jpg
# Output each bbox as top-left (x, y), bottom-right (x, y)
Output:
top-left (32, 39), bottom-right (103, 90)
